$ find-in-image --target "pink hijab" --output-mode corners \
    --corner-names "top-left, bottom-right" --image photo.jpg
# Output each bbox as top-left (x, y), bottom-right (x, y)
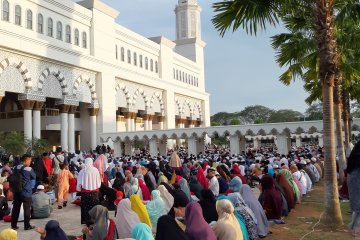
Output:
top-left (93, 154), bottom-right (106, 178)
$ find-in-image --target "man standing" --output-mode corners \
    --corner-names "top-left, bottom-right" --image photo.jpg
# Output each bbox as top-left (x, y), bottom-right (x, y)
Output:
top-left (11, 154), bottom-right (36, 230)
top-left (31, 185), bottom-right (52, 219)
top-left (207, 167), bottom-right (219, 197)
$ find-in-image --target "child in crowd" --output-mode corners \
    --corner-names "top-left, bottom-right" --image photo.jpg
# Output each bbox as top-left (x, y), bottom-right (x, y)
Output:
top-left (57, 163), bottom-right (74, 209)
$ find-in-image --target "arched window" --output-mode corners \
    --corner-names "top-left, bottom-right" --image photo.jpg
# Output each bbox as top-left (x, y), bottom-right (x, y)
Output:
top-left (74, 28), bottom-right (79, 45)
top-left (155, 61), bottom-right (158, 73)
top-left (150, 59), bottom-right (153, 71)
top-left (82, 31), bottom-right (87, 48)
top-left (173, 69), bottom-right (175, 79)
top-left (176, 70), bottom-right (178, 80)
top-left (139, 55), bottom-right (143, 68)
top-left (179, 71), bottom-right (182, 81)
top-left (120, 47), bottom-right (124, 61)
top-left (115, 45), bottom-right (118, 59)
top-left (2, 0), bottom-right (9, 21)
top-left (65, 25), bottom-right (71, 43)
top-left (127, 50), bottom-right (131, 63)
top-left (26, 10), bottom-right (32, 29)
top-left (15, 5), bottom-right (21, 26)
top-left (37, 14), bottom-right (43, 33)
top-left (56, 21), bottom-right (62, 40)
top-left (182, 72), bottom-right (184, 82)
top-left (133, 52), bottom-right (137, 66)
top-left (145, 57), bottom-right (148, 70)
top-left (47, 18), bottom-right (53, 37)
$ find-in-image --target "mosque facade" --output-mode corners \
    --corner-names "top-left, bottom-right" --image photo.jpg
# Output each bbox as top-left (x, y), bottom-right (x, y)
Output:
top-left (0, 0), bottom-right (210, 151)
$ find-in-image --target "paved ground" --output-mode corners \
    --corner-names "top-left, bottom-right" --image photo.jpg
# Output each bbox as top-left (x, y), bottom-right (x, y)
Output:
top-left (0, 200), bottom-right (91, 239)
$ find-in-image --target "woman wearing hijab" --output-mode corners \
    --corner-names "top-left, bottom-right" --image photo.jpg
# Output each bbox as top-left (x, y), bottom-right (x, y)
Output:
top-left (196, 167), bottom-right (209, 189)
top-left (146, 190), bottom-right (167, 231)
top-left (160, 182), bottom-right (175, 197)
top-left (279, 169), bottom-right (301, 203)
top-left (155, 215), bottom-right (189, 240)
top-left (157, 185), bottom-right (174, 213)
top-left (189, 176), bottom-right (203, 200)
top-left (198, 189), bottom-right (218, 224)
top-left (276, 172), bottom-right (296, 210)
top-left (82, 205), bottom-right (118, 240)
top-left (93, 153), bottom-right (107, 183)
top-left (138, 178), bottom-right (151, 201)
top-left (112, 172), bottom-right (125, 192)
top-left (76, 158), bottom-right (101, 225)
top-left (228, 192), bottom-right (259, 240)
top-left (240, 185), bottom-right (269, 238)
top-left (216, 166), bottom-right (229, 194)
top-left (127, 178), bottom-right (143, 200)
top-left (132, 223), bottom-right (154, 240)
top-left (228, 176), bottom-right (242, 192)
top-left (34, 220), bottom-right (67, 240)
top-left (185, 202), bottom-right (216, 240)
top-left (213, 199), bottom-right (243, 240)
top-left (157, 172), bottom-right (168, 187)
top-left (169, 151), bottom-right (182, 170)
top-left (115, 198), bottom-right (141, 239)
top-left (347, 140), bottom-right (360, 236)
top-left (217, 195), bottom-right (249, 240)
top-left (0, 229), bottom-right (17, 240)
top-left (130, 194), bottom-right (152, 229)
top-left (178, 178), bottom-right (192, 201)
top-left (260, 175), bottom-right (283, 220)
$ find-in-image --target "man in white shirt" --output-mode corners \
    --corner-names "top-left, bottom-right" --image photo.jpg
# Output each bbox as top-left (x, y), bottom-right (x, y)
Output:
top-left (207, 168), bottom-right (219, 197)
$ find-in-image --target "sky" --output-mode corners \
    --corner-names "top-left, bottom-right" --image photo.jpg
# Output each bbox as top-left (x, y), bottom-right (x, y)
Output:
top-left (81, 0), bottom-right (310, 115)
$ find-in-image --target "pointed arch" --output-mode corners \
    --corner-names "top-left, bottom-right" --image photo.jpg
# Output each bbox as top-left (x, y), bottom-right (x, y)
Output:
top-left (175, 98), bottom-right (183, 115)
top-left (192, 102), bottom-right (202, 119)
top-left (115, 84), bottom-right (131, 108)
top-left (183, 100), bottom-right (192, 117)
top-left (0, 57), bottom-right (32, 90)
top-left (73, 75), bottom-right (97, 101)
top-left (38, 67), bottom-right (68, 95)
top-left (149, 92), bottom-right (164, 114)
top-left (132, 88), bottom-right (148, 110)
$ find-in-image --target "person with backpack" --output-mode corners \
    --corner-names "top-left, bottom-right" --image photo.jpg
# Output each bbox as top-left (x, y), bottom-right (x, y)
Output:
top-left (50, 147), bottom-right (66, 201)
top-left (10, 154), bottom-right (36, 230)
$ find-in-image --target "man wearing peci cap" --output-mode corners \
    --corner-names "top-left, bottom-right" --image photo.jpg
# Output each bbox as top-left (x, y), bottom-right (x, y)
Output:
top-left (207, 167), bottom-right (219, 197)
top-left (31, 185), bottom-right (52, 219)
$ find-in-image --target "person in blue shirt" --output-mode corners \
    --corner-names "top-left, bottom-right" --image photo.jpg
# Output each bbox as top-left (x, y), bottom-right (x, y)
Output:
top-left (11, 154), bottom-right (36, 230)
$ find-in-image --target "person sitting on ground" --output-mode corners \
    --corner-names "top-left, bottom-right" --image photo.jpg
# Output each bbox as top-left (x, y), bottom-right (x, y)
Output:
top-left (35, 220), bottom-right (67, 240)
top-left (31, 185), bottom-right (52, 219)
top-left (0, 189), bottom-right (9, 220)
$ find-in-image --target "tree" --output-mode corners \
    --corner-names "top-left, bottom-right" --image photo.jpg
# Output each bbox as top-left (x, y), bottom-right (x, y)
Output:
top-left (2, 131), bottom-right (29, 156)
top-left (211, 121), bottom-right (220, 126)
top-left (268, 109), bottom-right (303, 123)
top-left (229, 118), bottom-right (241, 125)
top-left (30, 138), bottom-right (50, 157)
top-left (212, 0), bottom-right (344, 226)
top-left (239, 105), bottom-right (274, 124)
top-left (305, 103), bottom-right (323, 120)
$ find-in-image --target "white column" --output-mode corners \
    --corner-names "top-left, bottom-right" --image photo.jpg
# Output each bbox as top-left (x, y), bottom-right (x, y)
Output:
top-left (159, 121), bottom-right (164, 130)
top-left (113, 141), bottom-right (122, 157)
top-left (149, 138), bottom-right (158, 157)
top-left (24, 109), bottom-right (32, 140)
top-left (60, 112), bottom-right (69, 152)
top-left (188, 137), bottom-right (197, 156)
top-left (116, 116), bottom-right (122, 132)
top-left (144, 120), bottom-right (149, 130)
top-left (159, 140), bottom-right (167, 156)
top-left (125, 118), bottom-right (131, 132)
top-left (277, 134), bottom-right (291, 155)
top-left (148, 118), bottom-right (153, 130)
top-left (68, 106), bottom-right (76, 153)
top-left (230, 135), bottom-right (240, 155)
top-left (158, 116), bottom-right (165, 130)
top-left (130, 118), bottom-right (135, 131)
top-left (318, 135), bottom-right (324, 147)
top-left (295, 135), bottom-right (302, 147)
top-left (196, 137), bottom-right (205, 154)
top-left (33, 110), bottom-right (41, 139)
top-left (253, 138), bottom-right (260, 149)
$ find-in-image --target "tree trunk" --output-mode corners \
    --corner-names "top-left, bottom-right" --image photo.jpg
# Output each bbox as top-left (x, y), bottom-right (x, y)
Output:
top-left (315, 0), bottom-right (343, 226)
top-left (342, 87), bottom-right (350, 156)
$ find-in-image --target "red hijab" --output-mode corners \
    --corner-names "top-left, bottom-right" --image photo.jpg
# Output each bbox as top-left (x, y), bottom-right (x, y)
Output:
top-left (196, 168), bottom-right (209, 189)
top-left (138, 178), bottom-right (151, 201)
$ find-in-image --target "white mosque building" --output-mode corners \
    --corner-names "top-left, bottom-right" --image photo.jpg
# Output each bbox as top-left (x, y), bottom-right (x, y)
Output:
top-left (0, 0), bottom-right (211, 152)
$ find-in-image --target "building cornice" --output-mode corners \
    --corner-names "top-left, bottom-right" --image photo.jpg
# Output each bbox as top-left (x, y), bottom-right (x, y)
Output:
top-left (77, 0), bottom-right (119, 19)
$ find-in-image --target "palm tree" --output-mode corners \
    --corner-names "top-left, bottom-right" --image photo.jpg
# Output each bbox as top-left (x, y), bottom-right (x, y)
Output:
top-left (212, 0), bottom-right (344, 226)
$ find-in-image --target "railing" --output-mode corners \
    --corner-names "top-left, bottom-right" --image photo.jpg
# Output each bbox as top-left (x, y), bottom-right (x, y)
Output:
top-left (41, 108), bottom-right (60, 116)
top-left (0, 111), bottom-right (23, 119)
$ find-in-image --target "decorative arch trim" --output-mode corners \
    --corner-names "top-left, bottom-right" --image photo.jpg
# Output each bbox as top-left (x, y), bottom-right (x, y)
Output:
top-left (38, 67), bottom-right (68, 95)
top-left (132, 88), bottom-right (148, 108)
top-left (150, 92), bottom-right (165, 113)
top-left (0, 57), bottom-right (32, 90)
top-left (73, 75), bottom-right (97, 101)
top-left (115, 84), bottom-right (131, 107)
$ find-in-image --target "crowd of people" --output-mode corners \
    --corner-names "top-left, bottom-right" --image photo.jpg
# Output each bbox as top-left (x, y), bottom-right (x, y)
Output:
top-left (0, 141), bottom-right (357, 239)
